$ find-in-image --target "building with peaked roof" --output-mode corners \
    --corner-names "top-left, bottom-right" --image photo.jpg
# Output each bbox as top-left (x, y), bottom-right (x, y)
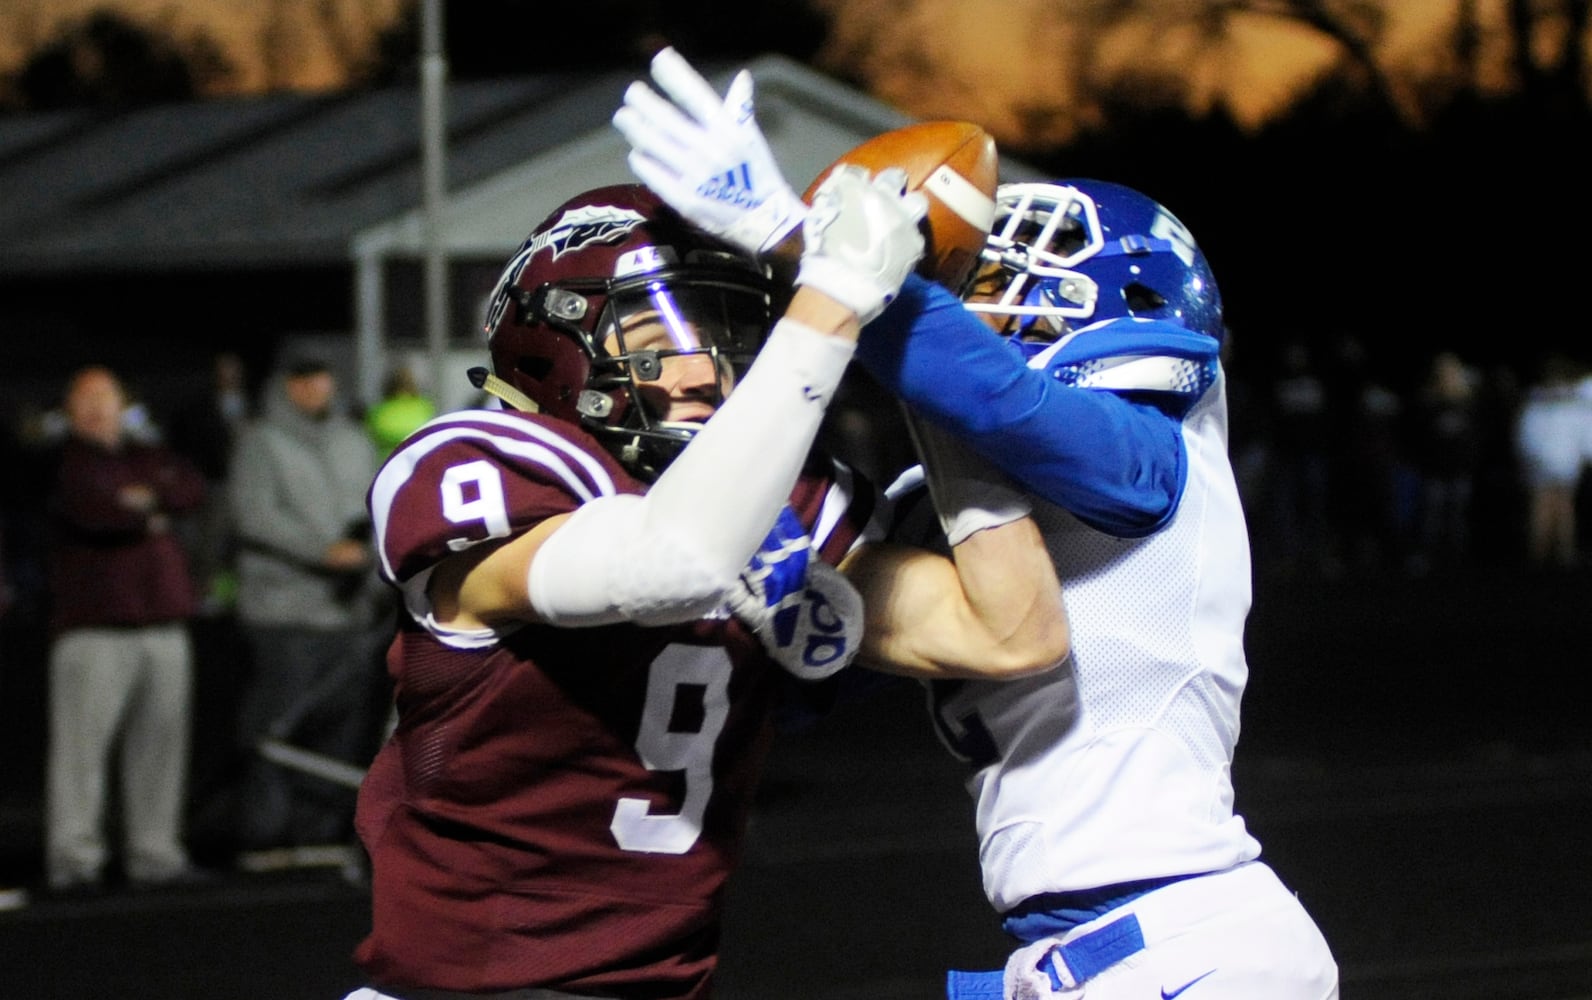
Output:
top-left (0, 54), bottom-right (1040, 414)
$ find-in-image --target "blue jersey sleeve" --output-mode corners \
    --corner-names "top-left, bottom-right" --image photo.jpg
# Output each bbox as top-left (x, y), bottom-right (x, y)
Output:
top-left (857, 274), bottom-right (1186, 538)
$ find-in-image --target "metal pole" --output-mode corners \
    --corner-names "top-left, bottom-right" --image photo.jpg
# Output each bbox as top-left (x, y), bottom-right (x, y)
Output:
top-left (420, 0), bottom-right (450, 408)
top-left (354, 246), bottom-right (385, 408)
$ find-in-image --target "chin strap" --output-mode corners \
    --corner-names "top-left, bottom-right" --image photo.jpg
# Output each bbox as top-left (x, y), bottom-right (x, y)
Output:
top-left (467, 366), bottom-right (541, 413)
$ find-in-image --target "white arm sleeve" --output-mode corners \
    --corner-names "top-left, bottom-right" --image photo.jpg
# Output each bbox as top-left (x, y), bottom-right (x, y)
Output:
top-left (528, 318), bottom-right (856, 627)
top-left (904, 408), bottom-right (1033, 547)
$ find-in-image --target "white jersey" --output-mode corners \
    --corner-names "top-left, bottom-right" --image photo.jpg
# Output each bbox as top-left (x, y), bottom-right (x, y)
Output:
top-left (929, 374), bottom-right (1261, 914)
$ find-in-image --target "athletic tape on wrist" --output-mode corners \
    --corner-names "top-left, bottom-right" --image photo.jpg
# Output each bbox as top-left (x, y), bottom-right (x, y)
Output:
top-left (905, 409), bottom-right (1032, 547)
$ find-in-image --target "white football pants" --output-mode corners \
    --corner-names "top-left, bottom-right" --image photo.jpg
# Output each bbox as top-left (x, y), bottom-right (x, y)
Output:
top-left (1001, 861), bottom-right (1338, 1000)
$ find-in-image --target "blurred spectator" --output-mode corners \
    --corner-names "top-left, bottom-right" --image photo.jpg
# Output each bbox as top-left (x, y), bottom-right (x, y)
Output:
top-left (120, 390), bottom-right (164, 445)
top-left (229, 356), bottom-right (384, 857)
top-left (1263, 340), bottom-right (1332, 574)
top-left (363, 364), bottom-right (436, 459)
top-left (1514, 355), bottom-right (1587, 571)
top-left (1469, 363), bottom-right (1526, 567)
top-left (0, 402), bottom-right (61, 628)
top-left (0, 521), bottom-right (27, 910)
top-left (1408, 351), bottom-right (1483, 573)
top-left (166, 351), bottom-right (252, 614)
top-left (1324, 335), bottom-right (1408, 575)
top-left (43, 366), bottom-right (209, 894)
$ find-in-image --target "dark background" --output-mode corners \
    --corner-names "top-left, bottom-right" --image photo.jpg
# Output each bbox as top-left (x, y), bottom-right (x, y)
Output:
top-left (2, 567), bottom-right (1590, 998)
top-left (4, 2), bottom-right (1592, 393)
top-left (3, 2), bottom-right (1592, 997)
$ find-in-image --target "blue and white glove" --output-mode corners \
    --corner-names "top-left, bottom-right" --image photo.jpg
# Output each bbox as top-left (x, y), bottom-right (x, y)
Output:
top-left (613, 47), bottom-right (807, 257)
top-left (797, 164), bottom-right (927, 325)
top-left (729, 506), bottom-right (863, 681)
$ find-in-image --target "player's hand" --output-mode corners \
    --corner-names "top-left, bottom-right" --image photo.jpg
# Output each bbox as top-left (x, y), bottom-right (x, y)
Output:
top-left (729, 507), bottom-right (862, 681)
top-left (613, 46), bottom-right (806, 257)
top-left (796, 164), bottom-right (928, 325)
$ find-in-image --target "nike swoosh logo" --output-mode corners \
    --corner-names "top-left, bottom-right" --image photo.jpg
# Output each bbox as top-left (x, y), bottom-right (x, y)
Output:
top-left (1161, 969), bottom-right (1216, 999)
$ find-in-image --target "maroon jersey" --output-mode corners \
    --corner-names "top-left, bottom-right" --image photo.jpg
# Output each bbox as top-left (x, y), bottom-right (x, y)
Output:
top-left (47, 435), bottom-right (206, 632)
top-left (357, 409), bottom-right (870, 998)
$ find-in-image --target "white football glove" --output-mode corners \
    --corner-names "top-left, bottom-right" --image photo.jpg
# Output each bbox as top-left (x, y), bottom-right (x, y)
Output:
top-left (728, 507), bottom-right (863, 681)
top-left (796, 164), bottom-right (928, 326)
top-left (613, 47), bottom-right (807, 257)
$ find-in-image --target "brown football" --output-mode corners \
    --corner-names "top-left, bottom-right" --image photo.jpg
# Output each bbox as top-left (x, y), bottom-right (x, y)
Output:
top-left (803, 120), bottom-right (999, 291)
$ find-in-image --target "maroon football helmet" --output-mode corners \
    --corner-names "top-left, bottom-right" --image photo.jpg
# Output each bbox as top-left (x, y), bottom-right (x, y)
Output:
top-left (484, 184), bottom-right (774, 479)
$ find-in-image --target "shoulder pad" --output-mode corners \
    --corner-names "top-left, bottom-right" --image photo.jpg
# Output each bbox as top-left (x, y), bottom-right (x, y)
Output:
top-left (370, 409), bottom-right (638, 584)
top-left (1030, 318), bottom-right (1219, 398)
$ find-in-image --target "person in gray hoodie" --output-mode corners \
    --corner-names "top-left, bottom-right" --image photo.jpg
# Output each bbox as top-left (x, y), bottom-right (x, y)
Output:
top-left (229, 356), bottom-right (384, 857)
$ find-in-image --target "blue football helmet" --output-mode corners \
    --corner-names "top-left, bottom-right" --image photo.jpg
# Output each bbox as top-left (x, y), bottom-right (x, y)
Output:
top-left (964, 179), bottom-right (1225, 357)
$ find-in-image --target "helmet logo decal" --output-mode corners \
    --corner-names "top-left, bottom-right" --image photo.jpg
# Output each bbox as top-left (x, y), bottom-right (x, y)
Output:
top-left (615, 245), bottom-right (679, 277)
top-left (483, 205), bottom-right (647, 335)
top-left (1149, 210), bottom-right (1197, 268)
top-left (531, 205), bottom-right (647, 260)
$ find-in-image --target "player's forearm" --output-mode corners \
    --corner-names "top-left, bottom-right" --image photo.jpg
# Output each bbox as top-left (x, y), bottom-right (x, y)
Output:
top-left (783, 287), bottom-right (861, 340)
top-left (846, 534), bottom-right (1068, 680)
top-left (945, 517), bottom-right (1070, 677)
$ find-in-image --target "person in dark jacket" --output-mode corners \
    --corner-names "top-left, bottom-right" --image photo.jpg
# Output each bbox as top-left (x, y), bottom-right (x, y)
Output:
top-left (44, 365), bottom-right (208, 893)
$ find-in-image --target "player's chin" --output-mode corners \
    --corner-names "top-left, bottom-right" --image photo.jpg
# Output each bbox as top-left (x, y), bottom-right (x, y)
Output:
top-left (650, 419), bottom-right (706, 441)
top-left (661, 406), bottom-right (716, 426)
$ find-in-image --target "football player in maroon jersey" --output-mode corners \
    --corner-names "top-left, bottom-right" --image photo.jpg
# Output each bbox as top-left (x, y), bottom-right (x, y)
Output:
top-left (344, 169), bottom-right (1067, 1000)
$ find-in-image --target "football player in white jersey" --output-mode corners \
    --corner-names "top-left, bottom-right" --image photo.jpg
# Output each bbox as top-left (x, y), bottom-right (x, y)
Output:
top-left (615, 50), bottom-right (1338, 1000)
top-left (859, 181), bottom-right (1339, 999)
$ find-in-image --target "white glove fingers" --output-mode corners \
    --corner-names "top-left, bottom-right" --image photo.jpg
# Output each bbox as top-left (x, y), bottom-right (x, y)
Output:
top-left (649, 46), bottom-right (730, 125)
top-left (721, 70), bottom-right (786, 194)
top-left (614, 104), bottom-right (700, 176)
top-left (611, 48), bottom-right (801, 258)
top-left (874, 166), bottom-right (910, 194)
top-left (723, 70), bottom-right (758, 128)
top-left (617, 83), bottom-right (704, 154)
top-left (823, 167), bottom-right (885, 250)
top-left (902, 190), bottom-right (930, 224)
top-left (870, 167), bottom-right (929, 223)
